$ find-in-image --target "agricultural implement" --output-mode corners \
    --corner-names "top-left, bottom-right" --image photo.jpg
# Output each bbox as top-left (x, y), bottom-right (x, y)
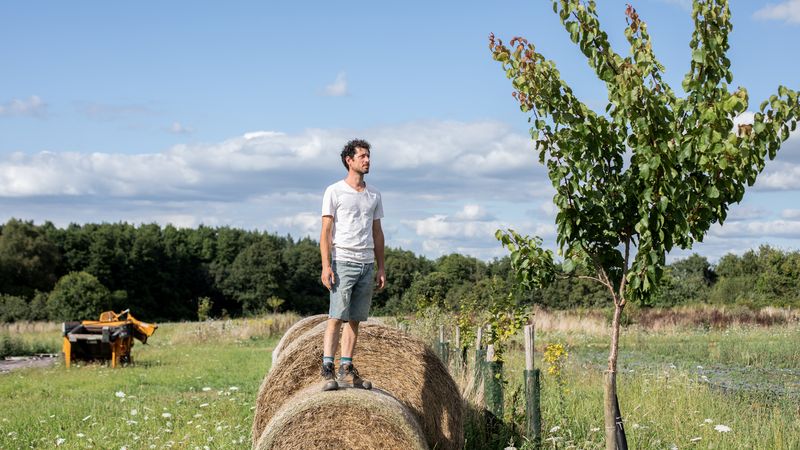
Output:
top-left (62, 309), bottom-right (157, 368)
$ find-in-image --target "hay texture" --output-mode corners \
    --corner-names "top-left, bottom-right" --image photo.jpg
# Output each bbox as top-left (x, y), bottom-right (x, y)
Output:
top-left (271, 315), bottom-right (383, 368)
top-left (255, 386), bottom-right (428, 450)
top-left (271, 314), bottom-right (328, 368)
top-left (253, 322), bottom-right (464, 450)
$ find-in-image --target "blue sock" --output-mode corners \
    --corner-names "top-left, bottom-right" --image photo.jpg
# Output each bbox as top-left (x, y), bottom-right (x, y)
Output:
top-left (322, 356), bottom-right (334, 365)
top-left (340, 356), bottom-right (352, 367)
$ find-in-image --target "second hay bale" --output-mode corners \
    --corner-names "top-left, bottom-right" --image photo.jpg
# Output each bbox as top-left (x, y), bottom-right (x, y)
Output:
top-left (270, 314), bottom-right (328, 368)
top-left (255, 386), bottom-right (428, 450)
top-left (254, 322), bottom-right (464, 450)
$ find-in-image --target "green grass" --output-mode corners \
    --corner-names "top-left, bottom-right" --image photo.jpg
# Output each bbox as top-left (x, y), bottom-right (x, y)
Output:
top-left (1, 316), bottom-right (798, 449)
top-left (0, 318), bottom-right (287, 449)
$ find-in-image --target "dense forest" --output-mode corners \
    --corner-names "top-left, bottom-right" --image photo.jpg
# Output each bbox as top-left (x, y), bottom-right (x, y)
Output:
top-left (0, 218), bottom-right (798, 322)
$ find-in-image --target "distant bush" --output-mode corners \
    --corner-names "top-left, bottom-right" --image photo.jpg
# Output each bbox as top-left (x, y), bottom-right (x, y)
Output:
top-left (0, 294), bottom-right (28, 323)
top-left (47, 271), bottom-right (112, 321)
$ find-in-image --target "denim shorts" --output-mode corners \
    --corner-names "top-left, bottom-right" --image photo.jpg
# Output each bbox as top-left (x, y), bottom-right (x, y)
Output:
top-left (329, 260), bottom-right (374, 322)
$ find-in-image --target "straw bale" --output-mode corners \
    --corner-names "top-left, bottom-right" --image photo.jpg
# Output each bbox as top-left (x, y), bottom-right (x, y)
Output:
top-left (271, 314), bottom-right (328, 368)
top-left (253, 322), bottom-right (464, 449)
top-left (255, 386), bottom-right (428, 450)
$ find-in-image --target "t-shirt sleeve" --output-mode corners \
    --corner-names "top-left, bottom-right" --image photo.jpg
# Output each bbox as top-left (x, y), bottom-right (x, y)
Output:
top-left (373, 192), bottom-right (384, 220)
top-left (322, 186), bottom-right (336, 217)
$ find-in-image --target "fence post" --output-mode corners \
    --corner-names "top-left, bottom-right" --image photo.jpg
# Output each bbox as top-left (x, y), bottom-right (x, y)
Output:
top-left (438, 325), bottom-right (450, 366)
top-left (485, 344), bottom-right (504, 418)
top-left (474, 326), bottom-right (484, 389)
top-left (524, 324), bottom-right (541, 448)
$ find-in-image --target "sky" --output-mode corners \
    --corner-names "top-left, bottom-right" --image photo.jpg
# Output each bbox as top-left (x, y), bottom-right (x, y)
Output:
top-left (1, 0), bottom-right (799, 263)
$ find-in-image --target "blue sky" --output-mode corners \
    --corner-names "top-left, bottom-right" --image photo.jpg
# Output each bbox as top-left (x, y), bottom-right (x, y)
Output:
top-left (1, 0), bottom-right (799, 262)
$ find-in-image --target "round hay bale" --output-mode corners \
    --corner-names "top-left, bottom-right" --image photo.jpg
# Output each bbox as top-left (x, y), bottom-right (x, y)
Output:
top-left (271, 314), bottom-right (328, 368)
top-left (255, 386), bottom-right (428, 450)
top-left (253, 322), bottom-right (464, 450)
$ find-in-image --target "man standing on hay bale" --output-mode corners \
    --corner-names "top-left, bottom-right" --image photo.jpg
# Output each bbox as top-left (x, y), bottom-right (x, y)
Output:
top-left (319, 138), bottom-right (385, 391)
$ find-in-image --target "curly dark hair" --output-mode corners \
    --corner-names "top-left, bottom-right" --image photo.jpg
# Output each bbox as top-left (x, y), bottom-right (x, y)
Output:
top-left (340, 139), bottom-right (371, 170)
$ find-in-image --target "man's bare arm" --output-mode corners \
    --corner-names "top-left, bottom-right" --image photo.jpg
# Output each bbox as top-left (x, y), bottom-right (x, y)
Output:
top-left (372, 219), bottom-right (385, 290)
top-left (320, 215), bottom-right (334, 290)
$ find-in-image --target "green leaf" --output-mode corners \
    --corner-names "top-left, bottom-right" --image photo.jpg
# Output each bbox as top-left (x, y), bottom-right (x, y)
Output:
top-left (692, 48), bottom-right (706, 63)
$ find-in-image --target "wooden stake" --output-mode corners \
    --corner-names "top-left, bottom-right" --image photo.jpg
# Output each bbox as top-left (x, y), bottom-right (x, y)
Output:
top-left (524, 324), bottom-right (535, 371)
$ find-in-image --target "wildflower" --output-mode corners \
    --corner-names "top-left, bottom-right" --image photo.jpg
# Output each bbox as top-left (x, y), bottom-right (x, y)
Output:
top-left (162, 412), bottom-right (173, 418)
top-left (714, 424), bottom-right (731, 433)
top-left (56, 437), bottom-right (66, 446)
top-left (549, 425), bottom-right (561, 433)
top-left (76, 433), bottom-right (85, 438)
top-left (115, 391), bottom-right (126, 398)
top-left (590, 427), bottom-right (600, 432)
top-left (704, 419), bottom-right (713, 424)
top-left (130, 409), bottom-right (138, 416)
top-left (229, 386), bottom-right (239, 391)
top-left (202, 387), bottom-right (212, 392)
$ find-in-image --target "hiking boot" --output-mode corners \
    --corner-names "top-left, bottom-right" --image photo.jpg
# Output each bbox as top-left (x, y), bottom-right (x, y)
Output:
top-left (338, 362), bottom-right (364, 388)
top-left (321, 361), bottom-right (338, 391)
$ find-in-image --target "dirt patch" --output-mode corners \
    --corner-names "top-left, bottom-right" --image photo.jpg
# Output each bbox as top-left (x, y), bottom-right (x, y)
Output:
top-left (0, 355), bottom-right (59, 374)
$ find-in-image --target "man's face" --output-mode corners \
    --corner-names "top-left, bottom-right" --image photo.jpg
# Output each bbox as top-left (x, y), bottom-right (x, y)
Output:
top-left (347, 147), bottom-right (370, 174)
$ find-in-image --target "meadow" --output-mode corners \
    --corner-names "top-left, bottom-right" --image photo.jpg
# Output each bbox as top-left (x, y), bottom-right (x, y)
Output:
top-left (0, 310), bottom-right (798, 449)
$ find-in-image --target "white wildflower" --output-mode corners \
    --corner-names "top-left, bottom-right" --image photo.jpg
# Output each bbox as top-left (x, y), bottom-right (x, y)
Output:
top-left (590, 427), bottom-right (600, 432)
top-left (202, 387), bottom-right (212, 392)
top-left (130, 409), bottom-right (138, 416)
top-left (55, 437), bottom-right (66, 446)
top-left (714, 424), bottom-right (731, 433)
top-left (115, 391), bottom-right (126, 398)
top-left (549, 425), bottom-right (561, 433)
top-left (704, 418), bottom-right (713, 423)
top-left (76, 433), bottom-right (85, 438)
top-left (162, 412), bottom-right (172, 418)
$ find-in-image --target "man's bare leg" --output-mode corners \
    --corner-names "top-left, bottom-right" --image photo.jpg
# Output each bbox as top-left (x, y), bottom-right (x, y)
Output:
top-left (340, 320), bottom-right (360, 358)
top-left (324, 318), bottom-right (342, 358)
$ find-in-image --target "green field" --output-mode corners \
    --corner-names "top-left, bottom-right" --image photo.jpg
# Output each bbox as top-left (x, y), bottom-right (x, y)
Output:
top-left (1, 315), bottom-right (798, 449)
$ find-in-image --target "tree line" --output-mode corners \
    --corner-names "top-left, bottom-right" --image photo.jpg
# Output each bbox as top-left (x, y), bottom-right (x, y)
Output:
top-left (0, 218), bottom-right (797, 322)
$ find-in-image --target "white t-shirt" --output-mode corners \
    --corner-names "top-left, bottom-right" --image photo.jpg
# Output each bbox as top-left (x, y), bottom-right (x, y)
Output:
top-left (321, 180), bottom-right (384, 263)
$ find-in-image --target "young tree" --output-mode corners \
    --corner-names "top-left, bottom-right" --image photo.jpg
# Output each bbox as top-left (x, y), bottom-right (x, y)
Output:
top-left (489, 1), bottom-right (799, 448)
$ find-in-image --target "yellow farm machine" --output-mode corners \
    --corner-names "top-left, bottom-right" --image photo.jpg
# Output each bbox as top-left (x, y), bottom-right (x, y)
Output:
top-left (62, 309), bottom-right (157, 368)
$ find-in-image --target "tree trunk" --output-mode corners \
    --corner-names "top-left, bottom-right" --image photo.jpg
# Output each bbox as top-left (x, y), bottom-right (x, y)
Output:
top-left (604, 302), bottom-right (627, 450)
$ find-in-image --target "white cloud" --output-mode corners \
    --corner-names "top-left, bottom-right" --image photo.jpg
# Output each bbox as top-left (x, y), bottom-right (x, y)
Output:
top-left (169, 121), bottom-right (193, 134)
top-left (275, 212), bottom-right (319, 237)
top-left (711, 219), bottom-right (800, 239)
top-left (539, 201), bottom-right (558, 217)
top-left (0, 95), bottom-right (47, 117)
top-left (754, 0), bottom-right (800, 24)
top-left (323, 72), bottom-right (348, 97)
top-left (453, 204), bottom-right (492, 221)
top-left (782, 209), bottom-right (800, 219)
top-left (754, 162), bottom-right (800, 190)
